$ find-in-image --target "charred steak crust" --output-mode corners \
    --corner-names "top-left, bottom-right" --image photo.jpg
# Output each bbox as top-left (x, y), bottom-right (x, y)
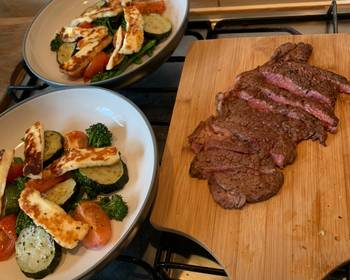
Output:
top-left (214, 96), bottom-right (302, 167)
top-left (208, 169), bottom-right (284, 209)
top-left (188, 117), bottom-right (254, 154)
top-left (268, 42), bottom-right (313, 64)
top-left (188, 41), bottom-right (350, 209)
top-left (189, 148), bottom-right (276, 180)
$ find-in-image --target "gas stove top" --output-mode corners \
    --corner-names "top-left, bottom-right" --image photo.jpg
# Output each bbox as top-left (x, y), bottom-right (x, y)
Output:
top-left (5, 2), bottom-right (350, 278)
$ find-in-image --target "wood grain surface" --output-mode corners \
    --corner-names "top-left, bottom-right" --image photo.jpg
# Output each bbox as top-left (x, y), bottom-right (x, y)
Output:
top-left (150, 34), bottom-right (350, 280)
top-left (0, 17), bottom-right (33, 112)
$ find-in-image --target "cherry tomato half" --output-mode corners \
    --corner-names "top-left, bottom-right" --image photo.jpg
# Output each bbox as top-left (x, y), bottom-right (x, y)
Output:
top-left (0, 215), bottom-right (17, 261)
top-left (83, 52), bottom-right (109, 81)
top-left (73, 201), bottom-right (112, 249)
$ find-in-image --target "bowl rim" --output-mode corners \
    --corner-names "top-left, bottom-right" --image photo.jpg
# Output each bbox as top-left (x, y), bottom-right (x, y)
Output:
top-left (0, 86), bottom-right (159, 279)
top-left (22, 0), bottom-right (189, 87)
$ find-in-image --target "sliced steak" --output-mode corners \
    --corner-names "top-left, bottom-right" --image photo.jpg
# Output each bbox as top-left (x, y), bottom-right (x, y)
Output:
top-left (318, 67), bottom-right (350, 94)
top-left (211, 114), bottom-right (296, 168)
top-left (284, 61), bottom-right (350, 94)
top-left (268, 42), bottom-right (312, 64)
top-left (223, 97), bottom-right (316, 143)
top-left (187, 41), bottom-right (348, 210)
top-left (235, 70), bottom-right (336, 134)
top-left (235, 89), bottom-right (328, 144)
top-left (259, 61), bottom-right (338, 108)
top-left (190, 148), bottom-right (276, 180)
top-left (214, 95), bottom-right (330, 166)
top-left (208, 168), bottom-right (284, 209)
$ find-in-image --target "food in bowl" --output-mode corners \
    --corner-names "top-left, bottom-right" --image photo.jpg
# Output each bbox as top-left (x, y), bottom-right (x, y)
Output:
top-left (0, 121), bottom-right (129, 278)
top-left (50, 0), bottom-right (172, 83)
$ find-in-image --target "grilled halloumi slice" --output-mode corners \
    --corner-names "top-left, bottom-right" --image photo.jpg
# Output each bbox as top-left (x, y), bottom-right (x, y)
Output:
top-left (76, 26), bottom-right (109, 49)
top-left (50, 146), bottom-right (120, 176)
top-left (23, 121), bottom-right (44, 179)
top-left (19, 187), bottom-right (89, 249)
top-left (106, 26), bottom-right (125, 70)
top-left (70, 0), bottom-right (123, 27)
top-left (0, 149), bottom-right (14, 211)
top-left (118, 5), bottom-right (144, 54)
top-left (60, 34), bottom-right (112, 78)
top-left (61, 27), bottom-right (97, 43)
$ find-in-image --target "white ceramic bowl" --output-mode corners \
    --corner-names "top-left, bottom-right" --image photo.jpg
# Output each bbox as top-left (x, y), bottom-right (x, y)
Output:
top-left (0, 87), bottom-right (158, 279)
top-left (23, 0), bottom-right (188, 87)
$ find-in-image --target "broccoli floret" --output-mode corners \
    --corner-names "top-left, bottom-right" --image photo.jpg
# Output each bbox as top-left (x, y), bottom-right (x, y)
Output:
top-left (86, 123), bottom-right (113, 148)
top-left (16, 211), bottom-right (34, 236)
top-left (83, 184), bottom-right (100, 200)
top-left (99, 195), bottom-right (128, 221)
top-left (50, 34), bottom-right (63, 52)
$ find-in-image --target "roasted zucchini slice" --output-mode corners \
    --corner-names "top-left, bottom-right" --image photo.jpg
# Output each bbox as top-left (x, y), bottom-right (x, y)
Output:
top-left (2, 182), bottom-right (21, 216)
top-left (56, 42), bottom-right (76, 65)
top-left (73, 160), bottom-right (129, 197)
top-left (143, 13), bottom-right (172, 40)
top-left (15, 225), bottom-right (62, 279)
top-left (43, 130), bottom-right (64, 166)
top-left (43, 178), bottom-right (79, 211)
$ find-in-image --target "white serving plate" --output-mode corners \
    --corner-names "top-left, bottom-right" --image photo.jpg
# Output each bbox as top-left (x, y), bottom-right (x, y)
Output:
top-left (23, 0), bottom-right (188, 87)
top-left (0, 87), bottom-right (157, 279)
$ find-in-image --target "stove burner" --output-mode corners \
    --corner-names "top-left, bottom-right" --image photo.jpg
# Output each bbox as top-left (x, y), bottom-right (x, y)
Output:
top-left (7, 60), bottom-right (48, 103)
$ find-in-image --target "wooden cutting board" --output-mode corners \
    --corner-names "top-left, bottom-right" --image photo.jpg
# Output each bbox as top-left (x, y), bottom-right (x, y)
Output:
top-left (150, 34), bottom-right (350, 280)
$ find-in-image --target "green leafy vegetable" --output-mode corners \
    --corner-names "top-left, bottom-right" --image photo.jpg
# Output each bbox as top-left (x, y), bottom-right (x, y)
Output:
top-left (92, 16), bottom-right (118, 35)
top-left (99, 195), bottom-right (128, 221)
top-left (13, 157), bottom-right (24, 164)
top-left (86, 123), bottom-right (113, 148)
top-left (16, 211), bottom-right (34, 236)
top-left (120, 16), bottom-right (127, 29)
top-left (15, 177), bottom-right (28, 192)
top-left (91, 39), bottom-right (158, 82)
top-left (147, 47), bottom-right (155, 57)
top-left (50, 34), bottom-right (63, 52)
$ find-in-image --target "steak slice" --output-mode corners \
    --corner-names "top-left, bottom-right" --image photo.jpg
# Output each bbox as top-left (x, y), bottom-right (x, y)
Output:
top-left (211, 115), bottom-right (296, 168)
top-left (223, 96), bottom-right (317, 143)
top-left (268, 42), bottom-right (312, 64)
top-left (234, 70), bottom-right (336, 134)
top-left (208, 168), bottom-right (284, 209)
top-left (214, 95), bottom-right (331, 166)
top-left (188, 118), bottom-right (253, 154)
top-left (284, 61), bottom-right (350, 94)
top-left (235, 89), bottom-right (328, 144)
top-left (259, 61), bottom-right (338, 108)
top-left (190, 148), bottom-right (276, 180)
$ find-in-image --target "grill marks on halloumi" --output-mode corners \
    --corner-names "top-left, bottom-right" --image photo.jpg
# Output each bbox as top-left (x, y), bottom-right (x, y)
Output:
top-left (61, 27), bottom-right (97, 43)
top-left (76, 26), bottom-right (109, 49)
top-left (118, 5), bottom-right (144, 55)
top-left (23, 122), bottom-right (44, 179)
top-left (70, 0), bottom-right (123, 27)
top-left (106, 26), bottom-right (125, 70)
top-left (60, 26), bottom-right (112, 77)
top-left (0, 149), bottom-right (14, 211)
top-left (50, 146), bottom-right (120, 176)
top-left (19, 187), bottom-right (89, 249)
